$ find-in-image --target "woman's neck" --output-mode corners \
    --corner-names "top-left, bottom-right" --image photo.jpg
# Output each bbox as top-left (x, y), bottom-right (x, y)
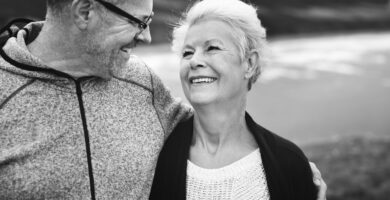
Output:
top-left (193, 109), bottom-right (243, 146)
top-left (191, 97), bottom-right (256, 154)
top-left (190, 106), bottom-right (258, 168)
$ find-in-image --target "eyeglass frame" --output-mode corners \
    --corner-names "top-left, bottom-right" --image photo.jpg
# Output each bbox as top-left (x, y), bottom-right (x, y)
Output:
top-left (94, 0), bottom-right (153, 31)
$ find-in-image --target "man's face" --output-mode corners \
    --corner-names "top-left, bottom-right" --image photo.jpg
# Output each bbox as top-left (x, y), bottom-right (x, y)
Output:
top-left (81, 0), bottom-right (153, 79)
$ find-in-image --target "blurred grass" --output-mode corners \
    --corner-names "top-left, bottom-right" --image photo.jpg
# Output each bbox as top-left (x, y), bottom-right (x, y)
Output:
top-left (304, 136), bottom-right (390, 200)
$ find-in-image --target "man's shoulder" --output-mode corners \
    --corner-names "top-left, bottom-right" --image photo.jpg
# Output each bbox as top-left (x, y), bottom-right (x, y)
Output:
top-left (113, 55), bottom-right (155, 90)
top-left (0, 59), bottom-right (33, 104)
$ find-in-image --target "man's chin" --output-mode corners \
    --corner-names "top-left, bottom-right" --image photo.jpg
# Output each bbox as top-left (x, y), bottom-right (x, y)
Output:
top-left (94, 65), bottom-right (115, 80)
top-left (100, 73), bottom-right (113, 80)
top-left (110, 61), bottom-right (128, 76)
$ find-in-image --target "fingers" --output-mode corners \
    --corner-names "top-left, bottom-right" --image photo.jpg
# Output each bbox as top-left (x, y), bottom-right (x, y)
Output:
top-left (310, 162), bottom-right (321, 185)
top-left (309, 162), bottom-right (327, 200)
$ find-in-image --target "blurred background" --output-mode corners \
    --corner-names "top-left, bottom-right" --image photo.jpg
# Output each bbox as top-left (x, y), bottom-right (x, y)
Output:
top-left (1, 0), bottom-right (390, 199)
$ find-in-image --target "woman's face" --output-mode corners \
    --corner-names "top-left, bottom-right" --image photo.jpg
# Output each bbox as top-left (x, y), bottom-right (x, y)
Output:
top-left (179, 20), bottom-right (249, 107)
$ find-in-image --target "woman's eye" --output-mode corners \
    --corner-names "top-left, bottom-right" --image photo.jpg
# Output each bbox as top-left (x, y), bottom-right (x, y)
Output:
top-left (208, 46), bottom-right (220, 51)
top-left (182, 51), bottom-right (193, 58)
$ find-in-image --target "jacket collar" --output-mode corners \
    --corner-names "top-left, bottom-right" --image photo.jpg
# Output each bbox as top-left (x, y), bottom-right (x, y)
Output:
top-left (245, 112), bottom-right (290, 200)
top-left (0, 21), bottom-right (74, 81)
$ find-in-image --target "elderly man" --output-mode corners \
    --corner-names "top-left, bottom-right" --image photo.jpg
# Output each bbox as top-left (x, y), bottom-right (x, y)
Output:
top-left (0, 0), bottom-right (326, 199)
top-left (0, 0), bottom-right (191, 199)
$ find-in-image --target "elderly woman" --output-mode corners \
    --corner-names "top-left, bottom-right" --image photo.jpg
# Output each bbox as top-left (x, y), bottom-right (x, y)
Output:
top-left (150, 0), bottom-right (324, 199)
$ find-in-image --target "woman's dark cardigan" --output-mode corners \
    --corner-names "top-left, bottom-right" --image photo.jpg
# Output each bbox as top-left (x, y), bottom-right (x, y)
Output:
top-left (150, 113), bottom-right (318, 200)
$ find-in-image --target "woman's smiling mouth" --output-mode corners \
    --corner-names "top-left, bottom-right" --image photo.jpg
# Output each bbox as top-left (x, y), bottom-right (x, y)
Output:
top-left (189, 76), bottom-right (218, 84)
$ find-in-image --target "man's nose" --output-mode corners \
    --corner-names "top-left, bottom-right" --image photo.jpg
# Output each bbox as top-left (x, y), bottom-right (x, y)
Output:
top-left (135, 27), bottom-right (152, 44)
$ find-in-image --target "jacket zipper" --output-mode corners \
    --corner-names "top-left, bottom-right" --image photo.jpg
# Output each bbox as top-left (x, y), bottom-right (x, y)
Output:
top-left (75, 79), bottom-right (96, 200)
top-left (1, 23), bottom-right (97, 199)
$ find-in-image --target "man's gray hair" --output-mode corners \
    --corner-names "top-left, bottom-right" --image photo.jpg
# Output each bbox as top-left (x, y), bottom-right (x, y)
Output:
top-left (46, 0), bottom-right (72, 15)
top-left (172, 0), bottom-right (268, 90)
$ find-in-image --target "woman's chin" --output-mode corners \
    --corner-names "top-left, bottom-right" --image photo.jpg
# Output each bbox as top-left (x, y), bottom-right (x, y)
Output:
top-left (187, 94), bottom-right (216, 106)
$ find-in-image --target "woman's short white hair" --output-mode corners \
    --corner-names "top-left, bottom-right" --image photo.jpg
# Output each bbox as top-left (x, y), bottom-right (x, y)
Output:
top-left (172, 0), bottom-right (268, 90)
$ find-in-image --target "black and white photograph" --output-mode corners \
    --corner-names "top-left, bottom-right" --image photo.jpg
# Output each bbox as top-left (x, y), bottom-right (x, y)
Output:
top-left (1, 0), bottom-right (389, 199)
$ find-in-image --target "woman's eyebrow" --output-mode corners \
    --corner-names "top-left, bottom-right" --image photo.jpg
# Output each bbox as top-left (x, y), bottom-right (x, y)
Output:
top-left (181, 42), bottom-right (193, 50)
top-left (205, 39), bottom-right (223, 46)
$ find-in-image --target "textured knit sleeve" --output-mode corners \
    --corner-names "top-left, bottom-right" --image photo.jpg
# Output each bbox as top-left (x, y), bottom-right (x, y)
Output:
top-left (148, 66), bottom-right (193, 139)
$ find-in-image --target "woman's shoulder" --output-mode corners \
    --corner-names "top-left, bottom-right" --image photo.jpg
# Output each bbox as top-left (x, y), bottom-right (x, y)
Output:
top-left (271, 132), bottom-right (309, 163)
top-left (269, 133), bottom-right (318, 199)
top-left (168, 116), bottom-right (193, 138)
top-left (245, 113), bottom-right (308, 163)
top-left (246, 113), bottom-right (317, 199)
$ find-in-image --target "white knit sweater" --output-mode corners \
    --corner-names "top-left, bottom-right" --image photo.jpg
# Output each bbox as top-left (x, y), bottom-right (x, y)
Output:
top-left (186, 149), bottom-right (270, 200)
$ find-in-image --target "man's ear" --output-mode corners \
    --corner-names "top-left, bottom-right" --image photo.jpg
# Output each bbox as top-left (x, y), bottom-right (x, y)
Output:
top-left (71, 0), bottom-right (95, 29)
top-left (244, 50), bottom-right (259, 79)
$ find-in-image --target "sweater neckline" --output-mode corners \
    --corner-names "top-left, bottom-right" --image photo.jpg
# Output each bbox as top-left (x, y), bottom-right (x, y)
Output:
top-left (187, 148), bottom-right (261, 179)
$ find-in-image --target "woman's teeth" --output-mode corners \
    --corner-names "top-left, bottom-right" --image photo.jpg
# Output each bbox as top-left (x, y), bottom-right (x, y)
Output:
top-left (191, 77), bottom-right (217, 84)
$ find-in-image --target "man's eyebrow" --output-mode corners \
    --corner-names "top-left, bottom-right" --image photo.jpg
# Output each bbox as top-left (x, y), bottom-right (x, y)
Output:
top-left (139, 12), bottom-right (154, 21)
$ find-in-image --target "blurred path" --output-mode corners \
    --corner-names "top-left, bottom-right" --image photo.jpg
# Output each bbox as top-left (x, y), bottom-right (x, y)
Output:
top-left (133, 32), bottom-right (390, 145)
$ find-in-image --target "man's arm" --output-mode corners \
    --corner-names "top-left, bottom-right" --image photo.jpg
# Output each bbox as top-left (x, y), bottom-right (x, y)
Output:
top-left (147, 66), bottom-right (193, 138)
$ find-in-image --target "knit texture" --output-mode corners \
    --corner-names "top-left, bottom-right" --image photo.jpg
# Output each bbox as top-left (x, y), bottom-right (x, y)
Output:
top-left (186, 149), bottom-right (270, 200)
top-left (0, 22), bottom-right (192, 200)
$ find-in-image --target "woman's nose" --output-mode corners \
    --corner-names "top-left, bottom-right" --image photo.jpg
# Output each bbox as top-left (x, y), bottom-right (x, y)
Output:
top-left (189, 51), bottom-right (205, 70)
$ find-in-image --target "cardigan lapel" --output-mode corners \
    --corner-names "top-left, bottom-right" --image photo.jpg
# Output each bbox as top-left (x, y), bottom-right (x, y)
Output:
top-left (176, 117), bottom-right (194, 200)
top-left (149, 117), bottom-right (193, 200)
top-left (245, 112), bottom-right (290, 200)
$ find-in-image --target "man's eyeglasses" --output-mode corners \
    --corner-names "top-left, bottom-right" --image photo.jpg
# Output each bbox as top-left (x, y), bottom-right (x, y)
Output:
top-left (95, 0), bottom-right (153, 31)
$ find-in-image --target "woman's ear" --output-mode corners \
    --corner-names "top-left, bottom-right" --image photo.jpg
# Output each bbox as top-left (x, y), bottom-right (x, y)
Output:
top-left (244, 49), bottom-right (259, 79)
top-left (71, 0), bottom-right (95, 30)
